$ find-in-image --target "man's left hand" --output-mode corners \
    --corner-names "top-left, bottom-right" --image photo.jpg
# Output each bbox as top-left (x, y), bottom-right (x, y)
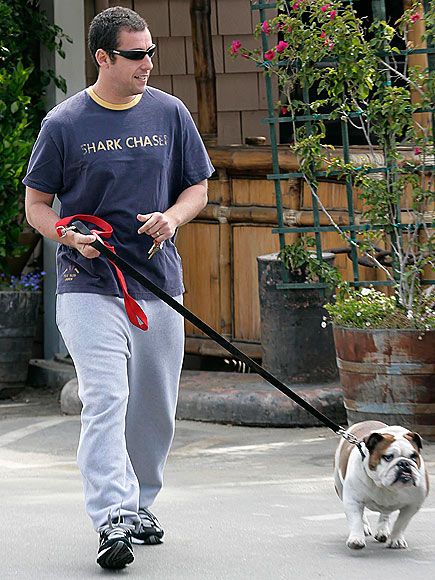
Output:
top-left (137, 212), bottom-right (177, 243)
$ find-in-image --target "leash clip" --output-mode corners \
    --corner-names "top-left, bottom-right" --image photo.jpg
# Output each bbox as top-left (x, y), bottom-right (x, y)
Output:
top-left (338, 427), bottom-right (366, 460)
top-left (56, 224), bottom-right (77, 239)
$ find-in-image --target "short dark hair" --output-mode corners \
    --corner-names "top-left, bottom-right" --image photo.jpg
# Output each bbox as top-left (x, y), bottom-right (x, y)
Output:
top-left (88, 6), bottom-right (148, 68)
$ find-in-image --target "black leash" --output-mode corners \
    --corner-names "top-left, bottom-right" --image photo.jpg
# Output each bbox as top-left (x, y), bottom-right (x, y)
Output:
top-left (72, 220), bottom-right (366, 458)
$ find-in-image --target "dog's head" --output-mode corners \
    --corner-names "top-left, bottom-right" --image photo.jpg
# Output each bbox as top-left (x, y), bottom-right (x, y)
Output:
top-left (363, 426), bottom-right (423, 488)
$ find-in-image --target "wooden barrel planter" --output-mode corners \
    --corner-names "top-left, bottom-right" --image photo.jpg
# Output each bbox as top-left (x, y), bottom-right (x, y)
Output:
top-left (0, 291), bottom-right (41, 398)
top-left (333, 326), bottom-right (435, 441)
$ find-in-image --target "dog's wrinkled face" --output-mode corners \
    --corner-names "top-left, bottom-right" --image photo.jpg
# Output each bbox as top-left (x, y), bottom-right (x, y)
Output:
top-left (363, 428), bottom-right (423, 488)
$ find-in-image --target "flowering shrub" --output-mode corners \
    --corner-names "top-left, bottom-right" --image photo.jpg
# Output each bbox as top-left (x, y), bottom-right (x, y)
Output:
top-left (324, 287), bottom-right (435, 331)
top-left (0, 270), bottom-right (45, 292)
top-left (230, 0), bottom-right (434, 326)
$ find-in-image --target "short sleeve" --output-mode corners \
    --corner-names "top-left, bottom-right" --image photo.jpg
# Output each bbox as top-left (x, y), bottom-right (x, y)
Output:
top-left (22, 118), bottom-right (64, 194)
top-left (179, 104), bottom-right (215, 190)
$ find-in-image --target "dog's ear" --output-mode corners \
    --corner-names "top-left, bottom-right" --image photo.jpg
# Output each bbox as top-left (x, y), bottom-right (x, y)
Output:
top-left (406, 431), bottom-right (423, 450)
top-left (364, 432), bottom-right (384, 454)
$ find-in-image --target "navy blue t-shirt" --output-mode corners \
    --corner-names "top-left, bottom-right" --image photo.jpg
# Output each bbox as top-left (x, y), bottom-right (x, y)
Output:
top-left (23, 87), bottom-right (215, 299)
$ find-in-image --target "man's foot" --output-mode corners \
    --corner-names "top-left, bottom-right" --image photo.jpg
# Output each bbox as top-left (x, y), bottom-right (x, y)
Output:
top-left (97, 516), bottom-right (134, 569)
top-left (131, 508), bottom-right (164, 545)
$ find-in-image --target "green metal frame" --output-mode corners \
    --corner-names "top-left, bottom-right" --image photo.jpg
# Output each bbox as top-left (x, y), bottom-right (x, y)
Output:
top-left (251, 0), bottom-right (434, 291)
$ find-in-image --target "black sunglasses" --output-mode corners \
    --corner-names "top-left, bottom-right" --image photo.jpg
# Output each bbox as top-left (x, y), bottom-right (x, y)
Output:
top-left (110, 44), bottom-right (157, 61)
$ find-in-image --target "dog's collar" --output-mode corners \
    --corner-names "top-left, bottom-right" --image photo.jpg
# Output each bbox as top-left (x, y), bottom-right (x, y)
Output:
top-left (338, 428), bottom-right (366, 460)
top-left (356, 441), bottom-right (366, 461)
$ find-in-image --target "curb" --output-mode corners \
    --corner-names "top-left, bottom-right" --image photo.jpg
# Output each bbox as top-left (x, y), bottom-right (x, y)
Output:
top-left (29, 357), bottom-right (345, 426)
top-left (28, 358), bottom-right (76, 390)
top-left (177, 370), bottom-right (345, 427)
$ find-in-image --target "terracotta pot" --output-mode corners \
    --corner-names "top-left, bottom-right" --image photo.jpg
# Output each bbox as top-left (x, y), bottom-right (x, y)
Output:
top-left (332, 326), bottom-right (435, 441)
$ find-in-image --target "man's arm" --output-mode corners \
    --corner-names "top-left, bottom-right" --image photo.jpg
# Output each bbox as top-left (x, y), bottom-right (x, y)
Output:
top-left (137, 180), bottom-right (208, 242)
top-left (25, 186), bottom-right (100, 258)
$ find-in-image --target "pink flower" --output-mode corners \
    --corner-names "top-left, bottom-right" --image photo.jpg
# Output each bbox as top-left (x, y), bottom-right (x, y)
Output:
top-left (415, 146), bottom-right (422, 155)
top-left (325, 38), bottom-right (334, 50)
top-left (261, 21), bottom-right (270, 35)
top-left (411, 13), bottom-right (421, 23)
top-left (264, 49), bottom-right (276, 61)
top-left (230, 40), bottom-right (242, 55)
top-left (292, 2), bottom-right (300, 9)
top-left (329, 9), bottom-right (337, 19)
top-left (281, 106), bottom-right (288, 115)
top-left (321, 4), bottom-right (330, 12)
top-left (320, 30), bottom-right (326, 39)
top-left (276, 21), bottom-right (285, 31)
top-left (276, 41), bottom-right (289, 54)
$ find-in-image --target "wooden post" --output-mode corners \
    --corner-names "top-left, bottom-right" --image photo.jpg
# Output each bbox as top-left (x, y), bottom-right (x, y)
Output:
top-left (403, 1), bottom-right (433, 284)
top-left (190, 0), bottom-right (218, 146)
top-left (403, 1), bottom-right (431, 135)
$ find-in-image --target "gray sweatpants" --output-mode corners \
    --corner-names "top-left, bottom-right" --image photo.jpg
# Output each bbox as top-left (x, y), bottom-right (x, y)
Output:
top-left (56, 292), bottom-right (184, 531)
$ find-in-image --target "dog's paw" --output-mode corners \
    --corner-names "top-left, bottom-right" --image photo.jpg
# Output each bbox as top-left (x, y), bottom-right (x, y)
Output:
top-left (387, 537), bottom-right (408, 549)
top-left (346, 536), bottom-right (366, 550)
top-left (374, 529), bottom-right (390, 543)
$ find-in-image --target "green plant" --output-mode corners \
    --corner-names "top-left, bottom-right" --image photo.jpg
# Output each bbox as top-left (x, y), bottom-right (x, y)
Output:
top-left (278, 236), bottom-right (342, 288)
top-left (0, 0), bottom-right (71, 273)
top-left (232, 0), bottom-right (434, 328)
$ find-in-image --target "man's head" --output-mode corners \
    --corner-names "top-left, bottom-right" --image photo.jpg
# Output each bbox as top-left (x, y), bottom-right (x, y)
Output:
top-left (88, 6), bottom-right (148, 69)
top-left (89, 6), bottom-right (154, 98)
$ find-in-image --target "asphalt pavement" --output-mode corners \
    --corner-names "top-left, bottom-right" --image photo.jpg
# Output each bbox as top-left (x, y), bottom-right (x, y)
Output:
top-left (0, 397), bottom-right (434, 579)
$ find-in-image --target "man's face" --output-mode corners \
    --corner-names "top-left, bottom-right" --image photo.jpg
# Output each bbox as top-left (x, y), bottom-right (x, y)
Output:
top-left (105, 28), bottom-right (154, 97)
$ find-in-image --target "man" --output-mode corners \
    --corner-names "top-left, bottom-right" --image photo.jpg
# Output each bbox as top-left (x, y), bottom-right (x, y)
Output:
top-left (24, 6), bottom-right (214, 570)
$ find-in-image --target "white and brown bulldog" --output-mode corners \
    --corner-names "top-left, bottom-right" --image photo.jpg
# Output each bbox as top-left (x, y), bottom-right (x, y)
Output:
top-left (334, 421), bottom-right (429, 550)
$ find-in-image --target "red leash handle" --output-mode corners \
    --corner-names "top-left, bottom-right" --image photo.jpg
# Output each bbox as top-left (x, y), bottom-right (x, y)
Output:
top-left (55, 214), bottom-right (148, 331)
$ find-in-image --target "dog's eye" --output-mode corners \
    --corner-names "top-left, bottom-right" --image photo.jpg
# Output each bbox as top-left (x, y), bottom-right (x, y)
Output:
top-left (410, 452), bottom-right (418, 462)
top-left (382, 454), bottom-right (394, 462)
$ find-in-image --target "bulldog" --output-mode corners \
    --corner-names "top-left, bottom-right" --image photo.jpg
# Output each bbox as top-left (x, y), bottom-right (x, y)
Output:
top-left (334, 421), bottom-right (429, 550)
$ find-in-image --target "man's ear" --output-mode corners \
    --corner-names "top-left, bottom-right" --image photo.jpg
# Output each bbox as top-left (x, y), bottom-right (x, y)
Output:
top-left (95, 48), bottom-right (111, 68)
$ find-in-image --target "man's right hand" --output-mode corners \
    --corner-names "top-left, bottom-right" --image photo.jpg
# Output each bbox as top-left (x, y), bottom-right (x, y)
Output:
top-left (62, 230), bottom-right (101, 259)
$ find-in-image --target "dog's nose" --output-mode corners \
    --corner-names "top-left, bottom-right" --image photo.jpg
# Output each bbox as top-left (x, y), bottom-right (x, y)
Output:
top-left (397, 460), bottom-right (412, 471)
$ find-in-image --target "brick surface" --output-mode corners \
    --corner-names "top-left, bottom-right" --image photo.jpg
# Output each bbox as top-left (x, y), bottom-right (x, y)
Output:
top-left (185, 36), bottom-right (224, 75)
top-left (148, 75), bottom-right (173, 93)
top-left (135, 0), bottom-right (170, 37)
top-left (217, 0), bottom-right (252, 35)
top-left (223, 35), bottom-right (259, 74)
top-left (218, 111), bottom-right (242, 145)
top-left (241, 110), bottom-right (270, 144)
top-left (168, 0), bottom-right (218, 36)
top-left (151, 43), bottom-right (160, 75)
top-left (172, 75), bottom-right (198, 112)
top-left (250, 5), bottom-right (279, 33)
top-left (217, 73), bottom-right (258, 111)
top-left (169, 0), bottom-right (191, 36)
top-left (157, 36), bottom-right (187, 75)
top-left (258, 72), bottom-right (279, 109)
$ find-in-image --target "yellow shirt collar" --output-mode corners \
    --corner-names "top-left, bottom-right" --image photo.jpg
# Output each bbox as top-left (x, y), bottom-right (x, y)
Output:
top-left (86, 87), bottom-right (142, 110)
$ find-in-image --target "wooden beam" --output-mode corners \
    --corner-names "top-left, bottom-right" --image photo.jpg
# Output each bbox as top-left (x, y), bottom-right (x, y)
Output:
top-left (190, 0), bottom-right (217, 146)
